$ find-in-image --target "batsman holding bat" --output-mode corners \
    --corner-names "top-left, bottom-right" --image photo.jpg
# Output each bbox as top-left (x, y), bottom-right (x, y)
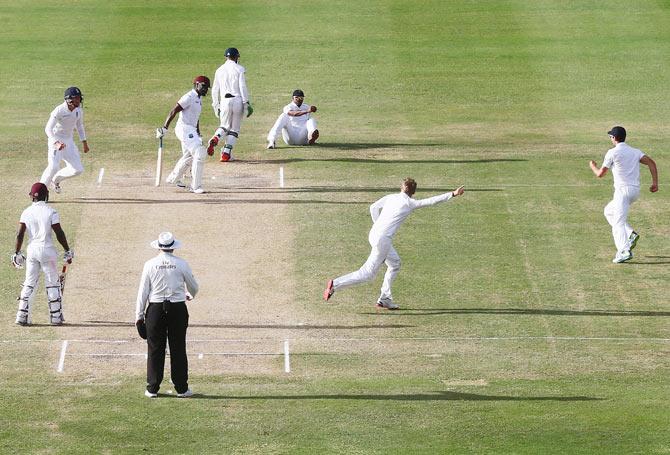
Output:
top-left (12, 183), bottom-right (74, 326)
top-left (324, 178), bottom-right (464, 310)
top-left (156, 76), bottom-right (211, 194)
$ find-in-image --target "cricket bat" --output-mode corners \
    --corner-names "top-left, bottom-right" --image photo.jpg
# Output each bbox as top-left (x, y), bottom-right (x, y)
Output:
top-left (59, 264), bottom-right (68, 295)
top-left (155, 136), bottom-right (163, 187)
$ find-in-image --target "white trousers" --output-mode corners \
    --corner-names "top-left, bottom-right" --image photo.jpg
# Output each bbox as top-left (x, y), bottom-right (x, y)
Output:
top-left (333, 234), bottom-right (401, 300)
top-left (16, 244), bottom-right (63, 324)
top-left (604, 185), bottom-right (640, 252)
top-left (168, 125), bottom-right (206, 191)
top-left (40, 138), bottom-right (84, 185)
top-left (267, 113), bottom-right (318, 145)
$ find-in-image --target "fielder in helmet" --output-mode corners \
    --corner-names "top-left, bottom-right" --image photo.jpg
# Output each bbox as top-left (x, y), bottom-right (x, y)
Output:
top-left (39, 86), bottom-right (90, 194)
top-left (12, 182), bottom-right (74, 325)
top-left (208, 47), bottom-right (253, 162)
top-left (156, 76), bottom-right (212, 194)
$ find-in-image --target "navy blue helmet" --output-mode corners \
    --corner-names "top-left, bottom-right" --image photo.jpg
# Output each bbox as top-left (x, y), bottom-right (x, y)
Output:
top-left (225, 47), bottom-right (240, 58)
top-left (64, 86), bottom-right (83, 101)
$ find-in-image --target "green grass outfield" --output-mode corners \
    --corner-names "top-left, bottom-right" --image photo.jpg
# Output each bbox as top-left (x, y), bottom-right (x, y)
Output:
top-left (1, 0), bottom-right (669, 453)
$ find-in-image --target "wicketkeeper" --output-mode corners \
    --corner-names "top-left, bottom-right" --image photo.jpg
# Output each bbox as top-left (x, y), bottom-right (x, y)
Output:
top-left (12, 182), bottom-right (74, 326)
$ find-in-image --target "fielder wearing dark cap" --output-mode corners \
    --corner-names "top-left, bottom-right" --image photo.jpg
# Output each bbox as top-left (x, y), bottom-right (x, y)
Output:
top-left (589, 127), bottom-right (659, 263)
top-left (266, 89), bottom-right (320, 148)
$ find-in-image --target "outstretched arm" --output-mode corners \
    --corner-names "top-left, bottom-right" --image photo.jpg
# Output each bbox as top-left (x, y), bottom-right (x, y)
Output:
top-left (413, 186), bottom-right (465, 209)
top-left (640, 155), bottom-right (659, 192)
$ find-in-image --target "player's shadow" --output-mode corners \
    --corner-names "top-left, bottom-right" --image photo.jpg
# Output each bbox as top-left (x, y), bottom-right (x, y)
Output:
top-left (78, 321), bottom-right (414, 330)
top-left (228, 186), bottom-right (502, 194)
top-left (363, 308), bottom-right (670, 317)
top-left (260, 156), bottom-right (528, 165)
top-left (193, 390), bottom-right (602, 402)
top-left (624, 256), bottom-right (670, 265)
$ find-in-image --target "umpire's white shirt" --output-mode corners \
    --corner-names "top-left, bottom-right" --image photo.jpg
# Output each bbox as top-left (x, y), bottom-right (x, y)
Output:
top-left (603, 142), bottom-right (645, 188)
top-left (135, 252), bottom-right (199, 320)
top-left (369, 192), bottom-right (453, 241)
top-left (20, 201), bottom-right (59, 249)
top-left (282, 102), bottom-right (313, 128)
top-left (176, 89), bottom-right (202, 129)
top-left (45, 102), bottom-right (86, 142)
top-left (212, 60), bottom-right (249, 109)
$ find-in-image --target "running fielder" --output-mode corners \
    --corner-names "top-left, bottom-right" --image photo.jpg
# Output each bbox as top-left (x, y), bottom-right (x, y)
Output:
top-left (208, 47), bottom-right (253, 162)
top-left (589, 126), bottom-right (658, 263)
top-left (156, 76), bottom-right (211, 194)
top-left (39, 87), bottom-right (90, 194)
top-left (12, 183), bottom-right (74, 326)
top-left (267, 89), bottom-right (319, 149)
top-left (324, 178), bottom-right (465, 309)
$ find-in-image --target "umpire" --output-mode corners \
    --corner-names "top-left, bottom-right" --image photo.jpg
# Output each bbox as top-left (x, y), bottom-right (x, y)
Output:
top-left (135, 232), bottom-right (199, 398)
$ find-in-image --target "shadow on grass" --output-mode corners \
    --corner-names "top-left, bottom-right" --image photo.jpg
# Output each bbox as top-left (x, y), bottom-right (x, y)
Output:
top-left (362, 308), bottom-right (670, 317)
top-left (192, 390), bottom-right (603, 402)
top-left (73, 321), bottom-right (413, 330)
top-left (258, 156), bottom-right (528, 165)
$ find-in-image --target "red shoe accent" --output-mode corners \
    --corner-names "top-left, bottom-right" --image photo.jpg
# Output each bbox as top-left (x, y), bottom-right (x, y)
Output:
top-left (308, 129), bottom-right (319, 145)
top-left (220, 152), bottom-right (231, 162)
top-left (207, 136), bottom-right (219, 156)
top-left (323, 279), bottom-right (334, 301)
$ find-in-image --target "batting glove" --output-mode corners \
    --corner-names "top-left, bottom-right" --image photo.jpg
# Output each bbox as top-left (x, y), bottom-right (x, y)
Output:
top-left (63, 250), bottom-right (74, 264)
top-left (246, 102), bottom-right (254, 118)
top-left (11, 252), bottom-right (26, 269)
top-left (155, 127), bottom-right (167, 139)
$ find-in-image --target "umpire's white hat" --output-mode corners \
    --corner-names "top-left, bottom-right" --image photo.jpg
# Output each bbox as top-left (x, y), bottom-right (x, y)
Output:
top-left (151, 232), bottom-right (182, 250)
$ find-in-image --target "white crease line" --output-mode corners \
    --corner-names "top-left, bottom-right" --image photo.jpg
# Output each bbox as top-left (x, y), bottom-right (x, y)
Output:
top-left (67, 352), bottom-right (282, 357)
top-left (284, 339), bottom-right (291, 373)
top-left (57, 340), bottom-right (68, 373)
top-left (279, 167), bottom-right (284, 188)
top-left (97, 168), bottom-right (105, 186)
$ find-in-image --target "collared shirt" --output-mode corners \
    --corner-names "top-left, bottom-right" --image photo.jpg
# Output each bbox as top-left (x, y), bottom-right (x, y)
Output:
top-left (20, 201), bottom-right (60, 248)
top-left (212, 60), bottom-right (249, 110)
top-left (44, 102), bottom-right (86, 142)
top-left (176, 89), bottom-right (202, 129)
top-left (135, 252), bottom-right (199, 320)
top-left (369, 191), bottom-right (453, 240)
top-left (602, 142), bottom-right (645, 188)
top-left (282, 102), bottom-right (313, 128)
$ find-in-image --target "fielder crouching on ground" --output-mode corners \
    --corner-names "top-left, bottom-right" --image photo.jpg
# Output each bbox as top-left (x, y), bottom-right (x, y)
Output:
top-left (13, 182), bottom-right (73, 326)
top-left (135, 232), bottom-right (199, 398)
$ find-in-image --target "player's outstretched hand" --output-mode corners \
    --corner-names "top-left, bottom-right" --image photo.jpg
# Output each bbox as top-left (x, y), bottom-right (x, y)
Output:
top-left (310, 105), bottom-right (317, 113)
top-left (452, 186), bottom-right (465, 197)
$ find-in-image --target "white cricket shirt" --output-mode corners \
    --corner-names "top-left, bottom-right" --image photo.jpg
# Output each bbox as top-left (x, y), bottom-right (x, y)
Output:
top-left (19, 201), bottom-right (60, 248)
top-left (369, 191), bottom-right (453, 240)
top-left (176, 89), bottom-right (202, 129)
top-left (282, 102), bottom-right (313, 128)
top-left (212, 60), bottom-right (249, 110)
top-left (44, 102), bottom-right (86, 141)
top-left (135, 252), bottom-right (199, 320)
top-left (602, 142), bottom-right (645, 188)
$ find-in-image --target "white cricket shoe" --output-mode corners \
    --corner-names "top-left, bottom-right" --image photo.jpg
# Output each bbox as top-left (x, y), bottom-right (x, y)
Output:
top-left (144, 390), bottom-right (158, 398)
top-left (177, 389), bottom-right (193, 398)
top-left (376, 298), bottom-right (399, 310)
top-left (627, 231), bottom-right (640, 251)
top-left (190, 187), bottom-right (205, 194)
top-left (612, 250), bottom-right (633, 263)
top-left (51, 181), bottom-right (62, 194)
top-left (267, 141), bottom-right (275, 149)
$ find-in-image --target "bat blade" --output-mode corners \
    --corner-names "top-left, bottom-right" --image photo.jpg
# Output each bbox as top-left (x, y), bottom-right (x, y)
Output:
top-left (59, 264), bottom-right (67, 295)
top-left (155, 136), bottom-right (163, 187)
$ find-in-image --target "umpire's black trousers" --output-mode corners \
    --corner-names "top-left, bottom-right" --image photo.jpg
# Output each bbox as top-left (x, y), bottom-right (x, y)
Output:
top-left (145, 301), bottom-right (189, 394)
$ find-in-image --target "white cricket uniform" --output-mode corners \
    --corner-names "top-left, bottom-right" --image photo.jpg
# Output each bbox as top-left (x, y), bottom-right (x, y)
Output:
top-left (166, 89), bottom-right (207, 191)
top-left (16, 201), bottom-right (64, 324)
top-left (333, 191), bottom-right (454, 301)
top-left (267, 102), bottom-right (318, 145)
top-left (601, 142), bottom-right (645, 252)
top-left (40, 102), bottom-right (86, 186)
top-left (211, 60), bottom-right (250, 154)
top-left (135, 252), bottom-right (199, 321)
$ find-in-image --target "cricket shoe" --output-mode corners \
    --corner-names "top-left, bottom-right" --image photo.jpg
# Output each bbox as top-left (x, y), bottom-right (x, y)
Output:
top-left (612, 250), bottom-right (633, 264)
top-left (51, 181), bottom-right (62, 194)
top-left (207, 135), bottom-right (219, 156)
top-left (267, 141), bottom-right (275, 149)
top-left (177, 389), bottom-right (193, 398)
top-left (190, 187), bottom-right (205, 194)
top-left (376, 298), bottom-right (399, 310)
top-left (627, 231), bottom-right (640, 251)
top-left (144, 390), bottom-right (158, 398)
top-left (323, 279), bottom-right (334, 301)
top-left (220, 151), bottom-right (233, 162)
top-left (15, 319), bottom-right (31, 327)
top-left (308, 129), bottom-right (319, 145)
